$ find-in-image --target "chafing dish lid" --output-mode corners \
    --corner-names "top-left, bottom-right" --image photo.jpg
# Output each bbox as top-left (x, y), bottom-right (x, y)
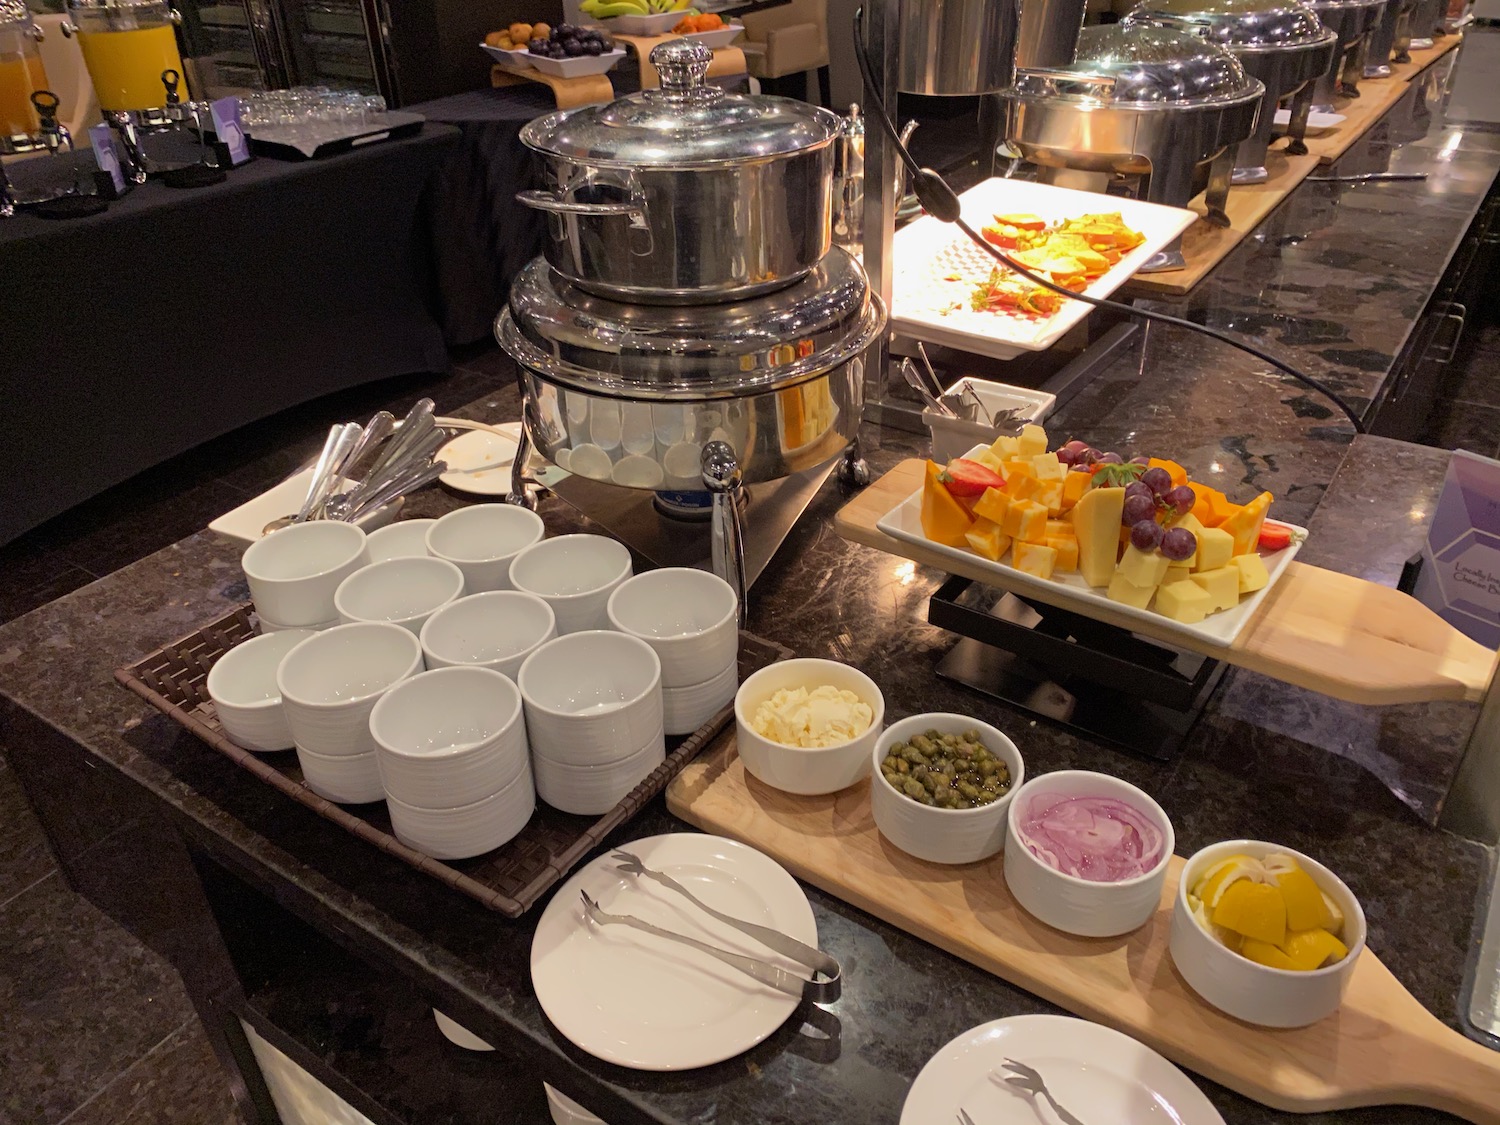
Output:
top-left (499, 247), bottom-right (884, 400)
top-left (1011, 23), bottom-right (1261, 105)
top-left (1125, 0), bottom-right (1334, 48)
top-left (521, 40), bottom-right (840, 169)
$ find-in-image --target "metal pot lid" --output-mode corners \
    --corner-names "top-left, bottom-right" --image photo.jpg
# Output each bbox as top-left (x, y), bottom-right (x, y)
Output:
top-left (1011, 23), bottom-right (1261, 105)
top-left (498, 247), bottom-right (885, 401)
top-left (1125, 0), bottom-right (1334, 49)
top-left (520, 40), bottom-right (840, 169)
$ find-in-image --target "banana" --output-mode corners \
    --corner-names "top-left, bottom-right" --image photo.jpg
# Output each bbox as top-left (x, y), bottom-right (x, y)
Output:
top-left (670, 0), bottom-right (690, 9)
top-left (589, 0), bottom-right (650, 15)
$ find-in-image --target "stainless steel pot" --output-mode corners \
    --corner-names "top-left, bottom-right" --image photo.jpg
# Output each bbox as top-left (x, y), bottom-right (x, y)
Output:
top-left (1307, 0), bottom-right (1386, 109)
top-left (1125, 0), bottom-right (1337, 184)
top-left (1002, 24), bottom-right (1265, 271)
top-left (517, 40), bottom-right (840, 306)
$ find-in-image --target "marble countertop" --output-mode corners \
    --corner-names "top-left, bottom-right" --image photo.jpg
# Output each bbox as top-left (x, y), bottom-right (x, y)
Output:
top-left (2, 47), bottom-right (1499, 1125)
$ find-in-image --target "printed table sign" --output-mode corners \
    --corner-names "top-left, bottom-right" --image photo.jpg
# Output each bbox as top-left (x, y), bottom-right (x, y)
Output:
top-left (1413, 449), bottom-right (1500, 648)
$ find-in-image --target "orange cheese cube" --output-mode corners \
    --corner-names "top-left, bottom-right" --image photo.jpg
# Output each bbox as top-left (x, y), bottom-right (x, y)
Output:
top-left (1007, 474), bottom-right (1045, 503)
top-left (1045, 519), bottom-right (1076, 540)
top-left (920, 460), bottom-right (974, 547)
top-left (1061, 470), bottom-right (1090, 510)
top-left (965, 518), bottom-right (1012, 562)
top-left (1002, 499), bottom-right (1048, 544)
top-left (1012, 540), bottom-right (1057, 580)
top-left (1002, 459), bottom-right (1035, 482)
top-left (1038, 479), bottom-right (1065, 515)
top-left (1046, 535), bottom-right (1079, 572)
top-left (972, 487), bottom-right (1011, 525)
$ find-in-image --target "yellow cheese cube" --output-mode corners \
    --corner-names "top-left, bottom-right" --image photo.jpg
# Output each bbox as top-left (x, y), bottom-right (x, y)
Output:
top-left (1038, 479), bottom-right (1065, 515)
top-left (1002, 499), bottom-right (1048, 544)
top-left (1073, 485), bottom-right (1125, 587)
top-left (972, 488), bottom-right (1010, 526)
top-left (1045, 520), bottom-right (1076, 540)
top-left (1031, 452), bottom-right (1066, 481)
top-left (1156, 579), bottom-right (1213, 624)
top-left (1189, 566), bottom-right (1241, 613)
top-left (1012, 541), bottom-right (1057, 580)
top-left (1002, 459), bottom-right (1035, 482)
top-left (1017, 423), bottom-right (1048, 457)
top-left (1107, 571), bottom-right (1156, 609)
top-left (1164, 562), bottom-right (1192, 587)
top-left (1194, 526), bottom-right (1234, 573)
top-left (1172, 513), bottom-right (1206, 569)
top-left (1229, 553), bottom-right (1270, 593)
top-left (1046, 536), bottom-right (1079, 572)
top-left (965, 518), bottom-right (1012, 562)
top-left (989, 434), bottom-right (1021, 459)
top-left (971, 448), bottom-right (1005, 473)
top-left (1116, 543), bottom-right (1169, 588)
top-left (1007, 474), bottom-right (1045, 503)
top-left (1060, 471), bottom-right (1090, 511)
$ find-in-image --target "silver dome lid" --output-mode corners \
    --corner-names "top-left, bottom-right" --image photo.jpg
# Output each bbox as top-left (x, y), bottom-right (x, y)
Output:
top-left (520, 40), bottom-right (840, 170)
top-left (1125, 0), bottom-right (1336, 49)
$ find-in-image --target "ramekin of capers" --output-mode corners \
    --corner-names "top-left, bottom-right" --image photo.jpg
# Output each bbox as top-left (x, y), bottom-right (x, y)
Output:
top-left (869, 713), bottom-right (1025, 865)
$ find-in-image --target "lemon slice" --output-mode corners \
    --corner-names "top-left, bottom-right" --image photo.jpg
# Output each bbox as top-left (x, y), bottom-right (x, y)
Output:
top-left (1192, 854), bottom-right (1260, 908)
top-left (1240, 938), bottom-right (1298, 971)
top-left (1320, 891), bottom-right (1345, 936)
top-left (1273, 867), bottom-right (1332, 932)
top-left (1212, 879), bottom-right (1288, 945)
top-left (1278, 928), bottom-right (1348, 971)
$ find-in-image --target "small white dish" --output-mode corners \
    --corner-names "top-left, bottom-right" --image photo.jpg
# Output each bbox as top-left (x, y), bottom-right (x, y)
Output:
top-left (733, 658), bottom-right (884, 796)
top-left (682, 22), bottom-right (742, 47)
top-left (258, 615), bottom-right (339, 634)
top-left (526, 47), bottom-right (625, 77)
top-left (426, 504), bottom-right (546, 594)
top-left (433, 1009), bottom-right (494, 1051)
top-left (509, 534), bottom-right (633, 635)
top-left (1004, 770), bottom-right (1174, 938)
top-left (365, 519), bottom-right (436, 563)
top-left (275, 622), bottom-right (424, 759)
top-left (545, 1084), bottom-right (606, 1125)
top-left (606, 567), bottom-right (738, 689)
top-left (661, 662), bottom-right (738, 735)
top-left (517, 630), bottom-right (663, 766)
top-left (386, 766), bottom-right (535, 860)
top-left (206, 630), bottom-right (316, 752)
top-left (242, 521), bottom-right (369, 628)
top-left (1274, 107), bottom-right (1346, 132)
top-left (871, 713), bottom-right (1024, 865)
top-left (533, 726), bottom-right (666, 815)
top-left (924, 377), bottom-right (1056, 463)
top-left (601, 10), bottom-right (677, 33)
top-left (295, 744), bottom-right (385, 804)
top-left (209, 465), bottom-right (400, 546)
top-left (479, 41), bottom-right (534, 69)
top-left (436, 423), bottom-right (523, 497)
top-left (369, 666), bottom-right (529, 809)
top-left (334, 556), bottom-right (465, 636)
top-left (419, 590), bottom-right (557, 681)
top-left (1170, 839), bottom-right (1366, 1028)
top-left (530, 833), bottom-right (815, 1070)
top-left (900, 1014), bottom-right (1224, 1125)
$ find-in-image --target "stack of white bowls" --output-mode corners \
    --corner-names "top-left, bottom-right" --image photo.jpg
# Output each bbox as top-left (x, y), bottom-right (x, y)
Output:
top-left (243, 521), bottom-right (370, 632)
top-left (426, 504), bottom-right (546, 593)
top-left (334, 556), bottom-right (465, 635)
top-left (518, 631), bottom-right (664, 815)
top-left (420, 589), bottom-right (557, 679)
top-left (369, 666), bottom-right (535, 859)
top-left (607, 567), bottom-right (739, 735)
top-left (509, 534), bottom-right (633, 633)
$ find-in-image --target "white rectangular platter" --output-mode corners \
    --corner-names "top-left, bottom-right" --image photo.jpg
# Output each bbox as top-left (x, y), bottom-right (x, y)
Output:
top-left (890, 177), bottom-right (1198, 361)
top-left (876, 487), bottom-right (1305, 649)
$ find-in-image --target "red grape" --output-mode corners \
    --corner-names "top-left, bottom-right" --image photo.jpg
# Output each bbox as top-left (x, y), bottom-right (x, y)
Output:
top-left (1140, 467), bottom-right (1172, 496)
top-left (1160, 527), bottom-right (1197, 562)
top-left (1122, 493), bottom-right (1157, 525)
top-left (1130, 519), bottom-right (1164, 551)
top-left (1166, 485), bottom-right (1196, 514)
top-left (1057, 447), bottom-right (1078, 466)
top-left (1096, 451), bottom-right (1123, 465)
top-left (1124, 480), bottom-right (1154, 502)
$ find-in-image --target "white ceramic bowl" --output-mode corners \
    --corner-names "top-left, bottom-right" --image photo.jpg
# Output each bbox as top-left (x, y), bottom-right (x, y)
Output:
top-left (206, 629), bottom-right (316, 752)
top-left (1170, 839), bottom-right (1367, 1028)
top-left (606, 567), bottom-right (738, 688)
top-left (870, 714), bottom-right (1024, 865)
top-left (365, 518), bottom-right (436, 563)
top-left (275, 622), bottom-right (424, 758)
top-left (517, 631), bottom-right (662, 765)
top-left (544, 1084), bottom-right (607, 1125)
top-left (385, 766), bottom-right (535, 859)
top-left (419, 591), bottom-right (556, 680)
top-left (661, 661), bottom-right (738, 735)
top-left (526, 46), bottom-right (625, 78)
top-left (334, 556), bottom-right (465, 635)
top-left (533, 727), bottom-right (666, 815)
top-left (295, 745), bottom-right (385, 804)
top-left (242, 520), bottom-right (369, 627)
top-left (425, 504), bottom-right (546, 593)
top-left (509, 534), bottom-right (633, 634)
top-left (433, 1009), bottom-right (494, 1051)
top-left (369, 667), bottom-right (528, 809)
top-left (259, 615), bottom-right (339, 634)
top-left (733, 658), bottom-right (884, 796)
top-left (1004, 770), bottom-right (1174, 938)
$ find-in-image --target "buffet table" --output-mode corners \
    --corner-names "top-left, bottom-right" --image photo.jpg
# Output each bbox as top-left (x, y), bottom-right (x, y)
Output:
top-left (0, 124), bottom-right (459, 547)
top-left (3, 47), bottom-right (1499, 1125)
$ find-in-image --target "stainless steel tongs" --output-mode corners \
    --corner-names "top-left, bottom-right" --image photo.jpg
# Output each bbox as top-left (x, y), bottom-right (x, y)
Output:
top-left (608, 850), bottom-right (842, 1003)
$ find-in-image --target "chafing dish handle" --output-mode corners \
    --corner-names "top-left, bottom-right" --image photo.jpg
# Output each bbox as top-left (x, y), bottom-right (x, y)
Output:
top-left (516, 190), bottom-right (645, 218)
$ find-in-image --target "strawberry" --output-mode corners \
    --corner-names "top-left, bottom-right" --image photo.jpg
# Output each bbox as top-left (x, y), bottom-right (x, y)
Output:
top-left (939, 458), bottom-right (1006, 498)
top-left (1259, 523), bottom-right (1293, 552)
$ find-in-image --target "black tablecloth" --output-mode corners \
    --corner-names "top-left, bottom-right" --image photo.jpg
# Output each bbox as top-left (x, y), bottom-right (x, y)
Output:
top-left (0, 125), bottom-right (458, 547)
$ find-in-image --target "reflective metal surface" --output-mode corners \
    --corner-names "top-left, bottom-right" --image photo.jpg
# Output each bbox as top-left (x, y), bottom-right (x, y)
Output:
top-left (1012, 23), bottom-right (1261, 104)
top-left (897, 0), bottom-right (1017, 94)
top-left (1366, 0), bottom-right (1415, 75)
top-left (519, 41), bottom-right (837, 304)
top-left (1014, 0), bottom-right (1090, 70)
top-left (1128, 0), bottom-right (1328, 46)
top-left (1308, 0), bottom-right (1387, 109)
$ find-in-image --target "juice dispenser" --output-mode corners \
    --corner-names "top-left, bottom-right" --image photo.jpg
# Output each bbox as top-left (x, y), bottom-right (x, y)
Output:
top-left (1, 0), bottom-right (77, 217)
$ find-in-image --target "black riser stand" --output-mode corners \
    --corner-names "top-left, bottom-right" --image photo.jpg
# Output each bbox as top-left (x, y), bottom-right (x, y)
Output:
top-left (928, 576), bottom-right (1225, 761)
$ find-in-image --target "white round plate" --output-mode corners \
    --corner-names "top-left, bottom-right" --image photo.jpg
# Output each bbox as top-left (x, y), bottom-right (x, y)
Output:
top-left (530, 832), bottom-right (814, 1070)
top-left (901, 1014), bottom-right (1224, 1125)
top-left (436, 425), bottom-right (521, 496)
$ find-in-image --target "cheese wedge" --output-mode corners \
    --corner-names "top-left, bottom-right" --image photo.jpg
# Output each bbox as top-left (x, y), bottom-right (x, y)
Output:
top-left (1221, 491), bottom-right (1273, 556)
top-left (1073, 485), bottom-right (1126, 587)
top-left (920, 460), bottom-right (974, 546)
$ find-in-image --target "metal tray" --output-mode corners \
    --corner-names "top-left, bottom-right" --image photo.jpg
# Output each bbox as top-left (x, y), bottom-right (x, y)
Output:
top-left (115, 603), bottom-right (789, 917)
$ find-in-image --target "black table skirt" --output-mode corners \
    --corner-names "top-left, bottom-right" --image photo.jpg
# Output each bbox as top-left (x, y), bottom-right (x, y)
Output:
top-left (0, 125), bottom-right (458, 547)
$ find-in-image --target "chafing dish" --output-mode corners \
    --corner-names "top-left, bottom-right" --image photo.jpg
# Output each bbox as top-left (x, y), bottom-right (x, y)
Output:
top-left (1125, 0), bottom-right (1337, 184)
top-left (1001, 23), bottom-right (1265, 271)
top-left (1307, 0), bottom-right (1387, 110)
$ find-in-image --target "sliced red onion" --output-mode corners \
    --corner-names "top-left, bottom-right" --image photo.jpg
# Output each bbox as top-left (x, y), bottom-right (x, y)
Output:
top-left (1018, 794), bottom-right (1165, 882)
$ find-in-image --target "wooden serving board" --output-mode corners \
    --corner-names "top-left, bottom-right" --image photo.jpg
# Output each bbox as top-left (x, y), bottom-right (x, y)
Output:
top-left (835, 460), bottom-right (1496, 706)
top-left (1122, 150), bottom-right (1322, 297)
top-left (490, 65), bottom-right (614, 108)
top-left (666, 743), bottom-right (1500, 1122)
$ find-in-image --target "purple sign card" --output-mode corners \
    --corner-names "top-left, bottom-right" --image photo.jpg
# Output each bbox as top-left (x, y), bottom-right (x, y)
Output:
top-left (88, 123), bottom-right (125, 194)
top-left (210, 97), bottom-right (251, 165)
top-left (1412, 449), bottom-right (1500, 648)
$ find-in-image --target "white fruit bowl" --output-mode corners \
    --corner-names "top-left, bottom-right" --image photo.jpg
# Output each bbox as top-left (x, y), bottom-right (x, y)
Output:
top-left (526, 47), bottom-right (625, 77)
top-left (602, 10), bottom-right (680, 34)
